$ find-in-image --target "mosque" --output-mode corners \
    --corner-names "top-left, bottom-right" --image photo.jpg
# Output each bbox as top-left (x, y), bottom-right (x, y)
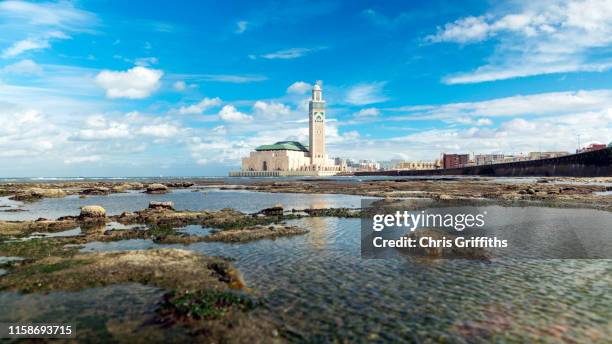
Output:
top-left (230, 83), bottom-right (345, 176)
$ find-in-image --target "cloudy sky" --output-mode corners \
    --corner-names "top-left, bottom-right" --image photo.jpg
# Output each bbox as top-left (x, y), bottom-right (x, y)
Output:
top-left (1, 0), bottom-right (611, 177)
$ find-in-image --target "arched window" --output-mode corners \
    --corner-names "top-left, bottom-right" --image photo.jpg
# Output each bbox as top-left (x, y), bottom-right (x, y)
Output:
top-left (262, 161), bottom-right (268, 171)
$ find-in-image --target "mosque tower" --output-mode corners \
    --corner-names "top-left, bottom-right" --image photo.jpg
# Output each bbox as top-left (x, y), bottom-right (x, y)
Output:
top-left (309, 81), bottom-right (326, 167)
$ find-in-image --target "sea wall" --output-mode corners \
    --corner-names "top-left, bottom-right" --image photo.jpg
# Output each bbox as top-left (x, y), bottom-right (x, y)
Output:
top-left (356, 147), bottom-right (612, 177)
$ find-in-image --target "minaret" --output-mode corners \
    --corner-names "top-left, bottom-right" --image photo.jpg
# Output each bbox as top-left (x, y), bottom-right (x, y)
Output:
top-left (309, 81), bottom-right (326, 167)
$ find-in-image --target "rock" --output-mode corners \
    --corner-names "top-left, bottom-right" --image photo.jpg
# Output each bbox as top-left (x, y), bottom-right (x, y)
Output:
top-left (118, 211), bottom-right (137, 222)
top-left (110, 185), bottom-right (129, 193)
top-left (80, 187), bottom-right (110, 196)
top-left (146, 184), bottom-right (169, 194)
top-left (259, 205), bottom-right (283, 216)
top-left (128, 182), bottom-right (144, 190)
top-left (149, 201), bottom-right (175, 211)
top-left (164, 182), bottom-right (195, 188)
top-left (79, 205), bottom-right (106, 218)
top-left (10, 188), bottom-right (66, 201)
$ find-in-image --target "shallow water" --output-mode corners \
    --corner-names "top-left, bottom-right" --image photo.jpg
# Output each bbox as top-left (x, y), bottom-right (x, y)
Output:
top-left (0, 284), bottom-right (193, 342)
top-left (1, 191), bottom-right (611, 342)
top-left (176, 224), bottom-right (214, 236)
top-left (0, 189), bottom-right (365, 221)
top-left (181, 214), bottom-right (611, 342)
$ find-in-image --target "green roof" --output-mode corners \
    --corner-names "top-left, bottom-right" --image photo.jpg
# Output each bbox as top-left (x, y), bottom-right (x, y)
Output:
top-left (255, 141), bottom-right (309, 152)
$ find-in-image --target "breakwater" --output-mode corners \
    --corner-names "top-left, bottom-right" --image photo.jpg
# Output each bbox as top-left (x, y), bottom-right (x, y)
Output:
top-left (356, 147), bottom-right (612, 177)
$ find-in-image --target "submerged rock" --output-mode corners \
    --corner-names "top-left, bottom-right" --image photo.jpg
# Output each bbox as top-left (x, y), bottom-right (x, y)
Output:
top-left (146, 183), bottom-right (169, 194)
top-left (203, 225), bottom-right (308, 243)
top-left (0, 249), bottom-right (281, 342)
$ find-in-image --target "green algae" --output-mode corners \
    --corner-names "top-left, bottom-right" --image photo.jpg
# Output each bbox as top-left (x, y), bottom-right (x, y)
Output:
top-left (160, 290), bottom-right (258, 320)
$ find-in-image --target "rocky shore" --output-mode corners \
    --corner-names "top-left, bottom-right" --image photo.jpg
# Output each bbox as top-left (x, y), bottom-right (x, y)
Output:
top-left (238, 177), bottom-right (612, 212)
top-left (2, 177), bottom-right (611, 211)
top-left (1, 176), bottom-right (611, 341)
top-left (0, 249), bottom-right (282, 343)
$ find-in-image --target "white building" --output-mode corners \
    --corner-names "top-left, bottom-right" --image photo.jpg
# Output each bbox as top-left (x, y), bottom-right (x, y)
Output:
top-left (231, 83), bottom-right (343, 177)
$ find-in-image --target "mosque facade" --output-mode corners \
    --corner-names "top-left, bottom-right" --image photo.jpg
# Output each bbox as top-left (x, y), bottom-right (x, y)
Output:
top-left (232, 83), bottom-right (343, 176)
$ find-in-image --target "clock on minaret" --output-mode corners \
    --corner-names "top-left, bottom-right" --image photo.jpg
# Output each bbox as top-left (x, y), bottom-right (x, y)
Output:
top-left (309, 82), bottom-right (326, 167)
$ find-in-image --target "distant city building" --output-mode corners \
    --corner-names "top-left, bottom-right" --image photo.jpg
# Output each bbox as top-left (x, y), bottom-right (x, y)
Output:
top-left (234, 83), bottom-right (343, 176)
top-left (354, 160), bottom-right (380, 171)
top-left (397, 161), bottom-right (440, 170)
top-left (577, 143), bottom-right (607, 153)
top-left (333, 157), bottom-right (348, 170)
top-left (474, 154), bottom-right (505, 166)
top-left (378, 159), bottom-right (404, 170)
top-left (442, 154), bottom-right (469, 169)
top-left (502, 154), bottom-right (529, 163)
top-left (528, 151), bottom-right (570, 160)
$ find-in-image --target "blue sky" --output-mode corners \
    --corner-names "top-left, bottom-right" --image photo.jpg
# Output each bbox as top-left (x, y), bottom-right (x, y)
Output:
top-left (1, 0), bottom-right (611, 177)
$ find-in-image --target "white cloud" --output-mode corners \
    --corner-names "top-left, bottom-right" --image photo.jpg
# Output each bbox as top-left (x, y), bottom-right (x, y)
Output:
top-left (173, 80), bottom-right (186, 91)
top-left (0, 2), bottom-right (94, 59)
top-left (260, 47), bottom-right (318, 59)
top-left (0, 59), bottom-right (42, 75)
top-left (0, 1), bottom-right (95, 29)
top-left (2, 39), bottom-right (50, 58)
top-left (253, 101), bottom-right (291, 118)
top-left (427, 16), bottom-right (491, 43)
top-left (95, 66), bottom-right (163, 99)
top-left (452, 117), bottom-right (494, 126)
top-left (394, 110), bottom-right (612, 156)
top-left (177, 97), bottom-right (222, 115)
top-left (391, 89), bottom-right (612, 119)
top-left (212, 125), bottom-right (227, 135)
top-left (0, 108), bottom-right (62, 159)
top-left (195, 74), bottom-right (267, 83)
top-left (428, 0), bottom-right (612, 83)
top-left (138, 123), bottom-right (180, 138)
top-left (235, 20), bottom-right (249, 34)
top-left (134, 57), bottom-right (158, 67)
top-left (64, 155), bottom-right (101, 164)
top-left (287, 81), bottom-right (312, 94)
top-left (355, 108), bottom-right (380, 117)
top-left (218, 105), bottom-right (253, 122)
top-left (73, 116), bottom-right (131, 141)
top-left (345, 82), bottom-right (389, 105)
